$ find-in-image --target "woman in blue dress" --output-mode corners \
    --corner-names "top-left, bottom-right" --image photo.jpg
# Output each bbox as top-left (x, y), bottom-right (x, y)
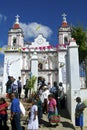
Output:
top-left (75, 97), bottom-right (84, 130)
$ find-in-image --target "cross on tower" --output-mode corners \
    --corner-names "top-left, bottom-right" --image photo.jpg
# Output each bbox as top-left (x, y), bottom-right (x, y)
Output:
top-left (62, 13), bottom-right (67, 23)
top-left (15, 14), bottom-right (20, 24)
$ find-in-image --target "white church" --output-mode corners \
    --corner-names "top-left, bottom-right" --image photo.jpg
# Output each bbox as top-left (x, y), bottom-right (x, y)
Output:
top-left (2, 14), bottom-right (87, 125)
top-left (3, 14), bottom-right (71, 93)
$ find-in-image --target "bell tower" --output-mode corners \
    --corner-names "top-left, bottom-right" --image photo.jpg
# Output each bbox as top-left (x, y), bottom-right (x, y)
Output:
top-left (8, 15), bottom-right (24, 48)
top-left (58, 13), bottom-right (72, 45)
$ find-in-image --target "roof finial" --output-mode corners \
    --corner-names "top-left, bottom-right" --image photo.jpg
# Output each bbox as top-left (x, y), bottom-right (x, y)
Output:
top-left (62, 13), bottom-right (67, 23)
top-left (15, 15), bottom-right (20, 24)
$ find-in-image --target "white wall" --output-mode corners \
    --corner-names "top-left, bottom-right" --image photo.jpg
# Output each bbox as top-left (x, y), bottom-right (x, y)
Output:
top-left (58, 50), bottom-right (67, 93)
top-left (2, 51), bottom-right (22, 95)
top-left (66, 40), bottom-right (80, 125)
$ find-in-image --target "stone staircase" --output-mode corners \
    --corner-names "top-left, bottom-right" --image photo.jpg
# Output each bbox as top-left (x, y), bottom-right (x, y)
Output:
top-left (5, 98), bottom-right (87, 130)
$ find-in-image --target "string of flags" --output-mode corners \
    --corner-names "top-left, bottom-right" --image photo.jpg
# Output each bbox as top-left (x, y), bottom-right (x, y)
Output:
top-left (0, 43), bottom-right (70, 53)
top-left (21, 43), bottom-right (69, 51)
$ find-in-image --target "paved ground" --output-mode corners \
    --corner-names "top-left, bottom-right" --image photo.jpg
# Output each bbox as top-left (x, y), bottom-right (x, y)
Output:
top-left (38, 108), bottom-right (87, 130)
top-left (4, 97), bottom-right (87, 130)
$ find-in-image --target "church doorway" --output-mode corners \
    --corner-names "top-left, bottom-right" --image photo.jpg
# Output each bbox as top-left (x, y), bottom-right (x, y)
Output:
top-left (38, 76), bottom-right (46, 87)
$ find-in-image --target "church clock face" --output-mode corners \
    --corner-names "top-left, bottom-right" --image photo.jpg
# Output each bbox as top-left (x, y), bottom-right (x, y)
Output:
top-left (37, 38), bottom-right (44, 44)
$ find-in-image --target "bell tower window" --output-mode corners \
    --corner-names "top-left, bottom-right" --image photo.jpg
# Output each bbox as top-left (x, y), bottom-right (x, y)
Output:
top-left (64, 37), bottom-right (68, 44)
top-left (13, 37), bottom-right (16, 46)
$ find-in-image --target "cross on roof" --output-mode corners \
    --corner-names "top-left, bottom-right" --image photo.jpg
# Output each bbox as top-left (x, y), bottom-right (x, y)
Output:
top-left (15, 14), bottom-right (20, 24)
top-left (62, 13), bottom-right (67, 23)
top-left (62, 13), bottom-right (67, 18)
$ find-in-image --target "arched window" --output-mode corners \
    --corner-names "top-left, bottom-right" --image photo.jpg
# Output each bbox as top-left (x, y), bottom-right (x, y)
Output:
top-left (64, 37), bottom-right (68, 44)
top-left (38, 63), bottom-right (43, 70)
top-left (13, 37), bottom-right (16, 46)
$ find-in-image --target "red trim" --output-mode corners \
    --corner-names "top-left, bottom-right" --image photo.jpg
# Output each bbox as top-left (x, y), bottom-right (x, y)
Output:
top-left (62, 22), bottom-right (68, 27)
top-left (13, 24), bottom-right (20, 29)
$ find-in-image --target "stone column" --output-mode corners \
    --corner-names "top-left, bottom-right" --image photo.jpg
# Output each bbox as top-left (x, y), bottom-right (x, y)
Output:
top-left (66, 39), bottom-right (80, 125)
top-left (23, 54), bottom-right (26, 69)
top-left (58, 51), bottom-right (66, 85)
top-left (31, 52), bottom-right (38, 91)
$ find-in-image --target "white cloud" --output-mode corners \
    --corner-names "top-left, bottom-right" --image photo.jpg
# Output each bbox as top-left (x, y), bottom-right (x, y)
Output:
top-left (20, 22), bottom-right (53, 40)
top-left (3, 16), bottom-right (7, 21)
top-left (0, 45), bottom-right (8, 54)
top-left (0, 14), bottom-right (3, 21)
top-left (0, 14), bottom-right (7, 22)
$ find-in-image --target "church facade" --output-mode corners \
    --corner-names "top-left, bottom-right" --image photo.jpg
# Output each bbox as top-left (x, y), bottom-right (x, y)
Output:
top-left (2, 14), bottom-right (72, 94)
top-left (3, 15), bottom-right (87, 126)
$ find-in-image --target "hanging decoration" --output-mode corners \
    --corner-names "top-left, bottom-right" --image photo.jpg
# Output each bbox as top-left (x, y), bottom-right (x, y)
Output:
top-left (21, 43), bottom-right (69, 51)
top-left (0, 43), bottom-right (70, 53)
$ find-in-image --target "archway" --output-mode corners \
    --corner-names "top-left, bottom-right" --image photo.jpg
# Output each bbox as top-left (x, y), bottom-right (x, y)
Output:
top-left (38, 76), bottom-right (46, 88)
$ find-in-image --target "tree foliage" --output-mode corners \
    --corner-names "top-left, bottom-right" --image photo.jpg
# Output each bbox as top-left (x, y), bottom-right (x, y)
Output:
top-left (71, 26), bottom-right (87, 63)
top-left (27, 75), bottom-right (37, 91)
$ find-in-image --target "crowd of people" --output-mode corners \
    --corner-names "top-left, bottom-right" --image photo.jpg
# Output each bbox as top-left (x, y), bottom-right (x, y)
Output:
top-left (6, 76), bottom-right (22, 99)
top-left (1, 78), bottom-right (66, 130)
top-left (0, 93), bottom-right (23, 130)
top-left (1, 78), bottom-right (84, 130)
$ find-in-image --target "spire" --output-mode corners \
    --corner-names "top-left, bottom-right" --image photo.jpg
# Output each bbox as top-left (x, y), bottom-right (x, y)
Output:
top-left (62, 13), bottom-right (68, 27)
top-left (13, 14), bottom-right (20, 29)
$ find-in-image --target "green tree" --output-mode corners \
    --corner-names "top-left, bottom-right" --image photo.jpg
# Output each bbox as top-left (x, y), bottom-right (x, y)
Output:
top-left (71, 26), bottom-right (87, 63)
top-left (27, 75), bottom-right (37, 94)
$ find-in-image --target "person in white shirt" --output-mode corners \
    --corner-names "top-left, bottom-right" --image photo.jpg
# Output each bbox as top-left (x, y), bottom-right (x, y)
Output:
top-left (41, 86), bottom-right (50, 114)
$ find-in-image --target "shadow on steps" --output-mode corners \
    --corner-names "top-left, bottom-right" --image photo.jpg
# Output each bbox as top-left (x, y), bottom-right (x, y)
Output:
top-left (58, 108), bottom-right (75, 130)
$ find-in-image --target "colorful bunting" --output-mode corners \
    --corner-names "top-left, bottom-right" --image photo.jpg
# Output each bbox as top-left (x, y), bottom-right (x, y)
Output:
top-left (0, 43), bottom-right (70, 53)
top-left (21, 44), bottom-right (69, 51)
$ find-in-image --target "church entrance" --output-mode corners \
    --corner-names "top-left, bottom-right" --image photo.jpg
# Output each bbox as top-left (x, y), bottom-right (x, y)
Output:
top-left (38, 76), bottom-right (46, 88)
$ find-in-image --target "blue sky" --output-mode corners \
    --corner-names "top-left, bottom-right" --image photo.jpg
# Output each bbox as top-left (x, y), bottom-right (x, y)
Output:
top-left (0, 0), bottom-right (87, 64)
